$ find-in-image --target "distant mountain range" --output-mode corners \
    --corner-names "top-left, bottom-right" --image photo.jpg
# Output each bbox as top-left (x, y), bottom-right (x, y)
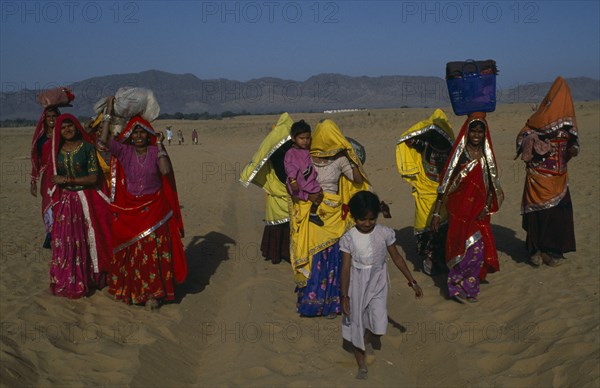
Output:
top-left (1, 70), bottom-right (598, 120)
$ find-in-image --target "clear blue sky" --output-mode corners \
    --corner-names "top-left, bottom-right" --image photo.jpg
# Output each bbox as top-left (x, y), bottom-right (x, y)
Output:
top-left (1, 0), bottom-right (599, 91)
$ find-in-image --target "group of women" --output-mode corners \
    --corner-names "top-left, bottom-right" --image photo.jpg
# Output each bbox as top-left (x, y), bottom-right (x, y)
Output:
top-left (243, 75), bottom-right (578, 313)
top-left (30, 96), bottom-right (187, 308)
top-left (31, 76), bottom-right (578, 313)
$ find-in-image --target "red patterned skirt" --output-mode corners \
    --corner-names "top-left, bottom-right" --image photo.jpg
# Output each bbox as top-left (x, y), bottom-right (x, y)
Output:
top-left (108, 222), bottom-right (176, 305)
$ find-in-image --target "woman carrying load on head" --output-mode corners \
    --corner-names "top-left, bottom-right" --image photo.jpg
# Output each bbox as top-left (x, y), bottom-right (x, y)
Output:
top-left (396, 109), bottom-right (454, 275)
top-left (30, 106), bottom-right (61, 248)
top-left (290, 119), bottom-right (369, 317)
top-left (99, 96), bottom-right (187, 309)
top-left (516, 76), bottom-right (579, 267)
top-left (431, 112), bottom-right (503, 303)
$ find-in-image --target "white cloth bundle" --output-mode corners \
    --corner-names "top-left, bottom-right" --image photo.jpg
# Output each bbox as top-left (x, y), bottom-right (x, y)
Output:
top-left (94, 87), bottom-right (160, 122)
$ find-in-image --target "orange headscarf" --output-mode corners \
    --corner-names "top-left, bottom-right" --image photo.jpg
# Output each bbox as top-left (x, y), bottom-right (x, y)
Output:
top-left (517, 76), bottom-right (578, 151)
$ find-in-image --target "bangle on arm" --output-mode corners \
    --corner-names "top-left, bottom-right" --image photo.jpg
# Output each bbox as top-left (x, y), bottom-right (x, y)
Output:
top-left (408, 280), bottom-right (418, 288)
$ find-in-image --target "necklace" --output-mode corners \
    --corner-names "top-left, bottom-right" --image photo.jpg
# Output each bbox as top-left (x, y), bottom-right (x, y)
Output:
top-left (466, 145), bottom-right (482, 160)
top-left (136, 150), bottom-right (148, 166)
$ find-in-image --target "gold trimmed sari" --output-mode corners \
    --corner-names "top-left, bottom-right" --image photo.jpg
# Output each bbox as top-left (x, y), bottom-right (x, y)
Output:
top-left (290, 119), bottom-right (370, 287)
top-left (396, 109), bottom-right (454, 232)
top-left (240, 113), bottom-right (293, 224)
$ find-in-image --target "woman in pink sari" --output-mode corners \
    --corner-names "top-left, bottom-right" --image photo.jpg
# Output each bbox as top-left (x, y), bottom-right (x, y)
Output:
top-left (99, 97), bottom-right (187, 309)
top-left (47, 114), bottom-right (112, 298)
top-left (30, 107), bottom-right (60, 248)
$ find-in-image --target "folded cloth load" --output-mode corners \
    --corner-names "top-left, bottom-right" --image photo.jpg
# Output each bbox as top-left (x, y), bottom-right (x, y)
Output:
top-left (37, 87), bottom-right (75, 108)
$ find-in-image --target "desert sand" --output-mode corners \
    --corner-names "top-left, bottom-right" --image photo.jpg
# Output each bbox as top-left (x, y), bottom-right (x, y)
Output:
top-left (1, 102), bottom-right (598, 387)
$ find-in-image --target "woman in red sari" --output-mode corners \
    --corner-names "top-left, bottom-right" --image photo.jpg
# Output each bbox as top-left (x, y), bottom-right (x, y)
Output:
top-left (431, 112), bottom-right (503, 303)
top-left (99, 97), bottom-right (187, 309)
top-left (30, 107), bottom-right (60, 248)
top-left (47, 114), bottom-right (112, 298)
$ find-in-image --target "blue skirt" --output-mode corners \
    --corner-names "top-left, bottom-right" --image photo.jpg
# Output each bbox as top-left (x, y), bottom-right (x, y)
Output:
top-left (296, 242), bottom-right (342, 317)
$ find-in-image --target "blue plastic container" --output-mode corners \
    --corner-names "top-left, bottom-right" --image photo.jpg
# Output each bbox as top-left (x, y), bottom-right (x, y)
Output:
top-left (446, 60), bottom-right (497, 116)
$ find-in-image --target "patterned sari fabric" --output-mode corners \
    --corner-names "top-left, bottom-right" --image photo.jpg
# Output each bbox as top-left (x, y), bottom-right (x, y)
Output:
top-left (48, 114), bottom-right (112, 298)
top-left (438, 113), bottom-right (503, 297)
top-left (291, 119), bottom-right (370, 316)
top-left (516, 77), bottom-right (578, 256)
top-left (295, 244), bottom-right (343, 317)
top-left (108, 116), bottom-right (187, 305)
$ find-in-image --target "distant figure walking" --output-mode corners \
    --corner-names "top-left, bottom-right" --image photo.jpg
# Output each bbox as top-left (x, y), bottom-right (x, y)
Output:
top-left (166, 127), bottom-right (173, 146)
top-left (192, 129), bottom-right (198, 145)
top-left (177, 129), bottom-right (184, 145)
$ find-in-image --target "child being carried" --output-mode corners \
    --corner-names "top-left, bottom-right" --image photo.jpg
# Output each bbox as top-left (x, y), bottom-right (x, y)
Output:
top-left (284, 120), bottom-right (324, 226)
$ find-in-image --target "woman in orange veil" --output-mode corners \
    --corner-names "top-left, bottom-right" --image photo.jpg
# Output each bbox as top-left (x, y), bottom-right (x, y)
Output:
top-left (516, 77), bottom-right (579, 267)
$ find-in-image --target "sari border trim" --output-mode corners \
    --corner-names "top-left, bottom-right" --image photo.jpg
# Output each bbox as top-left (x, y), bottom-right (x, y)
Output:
top-left (396, 124), bottom-right (454, 145)
top-left (439, 137), bottom-right (465, 194)
top-left (265, 218), bottom-right (289, 225)
top-left (446, 230), bottom-right (482, 268)
top-left (521, 183), bottom-right (568, 214)
top-left (537, 118), bottom-right (577, 137)
top-left (77, 191), bottom-right (99, 273)
top-left (240, 135), bottom-right (291, 188)
top-left (113, 210), bottom-right (173, 253)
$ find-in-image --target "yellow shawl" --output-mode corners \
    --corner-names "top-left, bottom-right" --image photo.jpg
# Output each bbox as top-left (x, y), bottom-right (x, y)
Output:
top-left (395, 109), bottom-right (455, 232)
top-left (290, 119), bottom-right (370, 286)
top-left (239, 113), bottom-right (293, 224)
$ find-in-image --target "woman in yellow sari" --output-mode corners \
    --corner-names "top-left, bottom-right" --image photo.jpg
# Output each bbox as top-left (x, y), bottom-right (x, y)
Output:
top-left (240, 113), bottom-right (294, 264)
top-left (291, 119), bottom-right (369, 317)
top-left (396, 109), bottom-right (454, 275)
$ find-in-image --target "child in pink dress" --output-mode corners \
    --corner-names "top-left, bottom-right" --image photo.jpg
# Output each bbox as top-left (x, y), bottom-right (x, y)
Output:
top-left (284, 120), bottom-right (324, 226)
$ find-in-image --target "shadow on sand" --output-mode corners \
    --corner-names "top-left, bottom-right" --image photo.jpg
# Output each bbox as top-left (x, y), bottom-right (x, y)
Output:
top-left (174, 231), bottom-right (236, 302)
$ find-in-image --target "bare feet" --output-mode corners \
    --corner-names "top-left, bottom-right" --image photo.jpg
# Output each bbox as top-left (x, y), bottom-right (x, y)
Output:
top-left (365, 342), bottom-right (376, 365)
top-left (530, 252), bottom-right (542, 267)
top-left (145, 298), bottom-right (160, 311)
top-left (541, 252), bottom-right (563, 267)
top-left (356, 367), bottom-right (368, 380)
